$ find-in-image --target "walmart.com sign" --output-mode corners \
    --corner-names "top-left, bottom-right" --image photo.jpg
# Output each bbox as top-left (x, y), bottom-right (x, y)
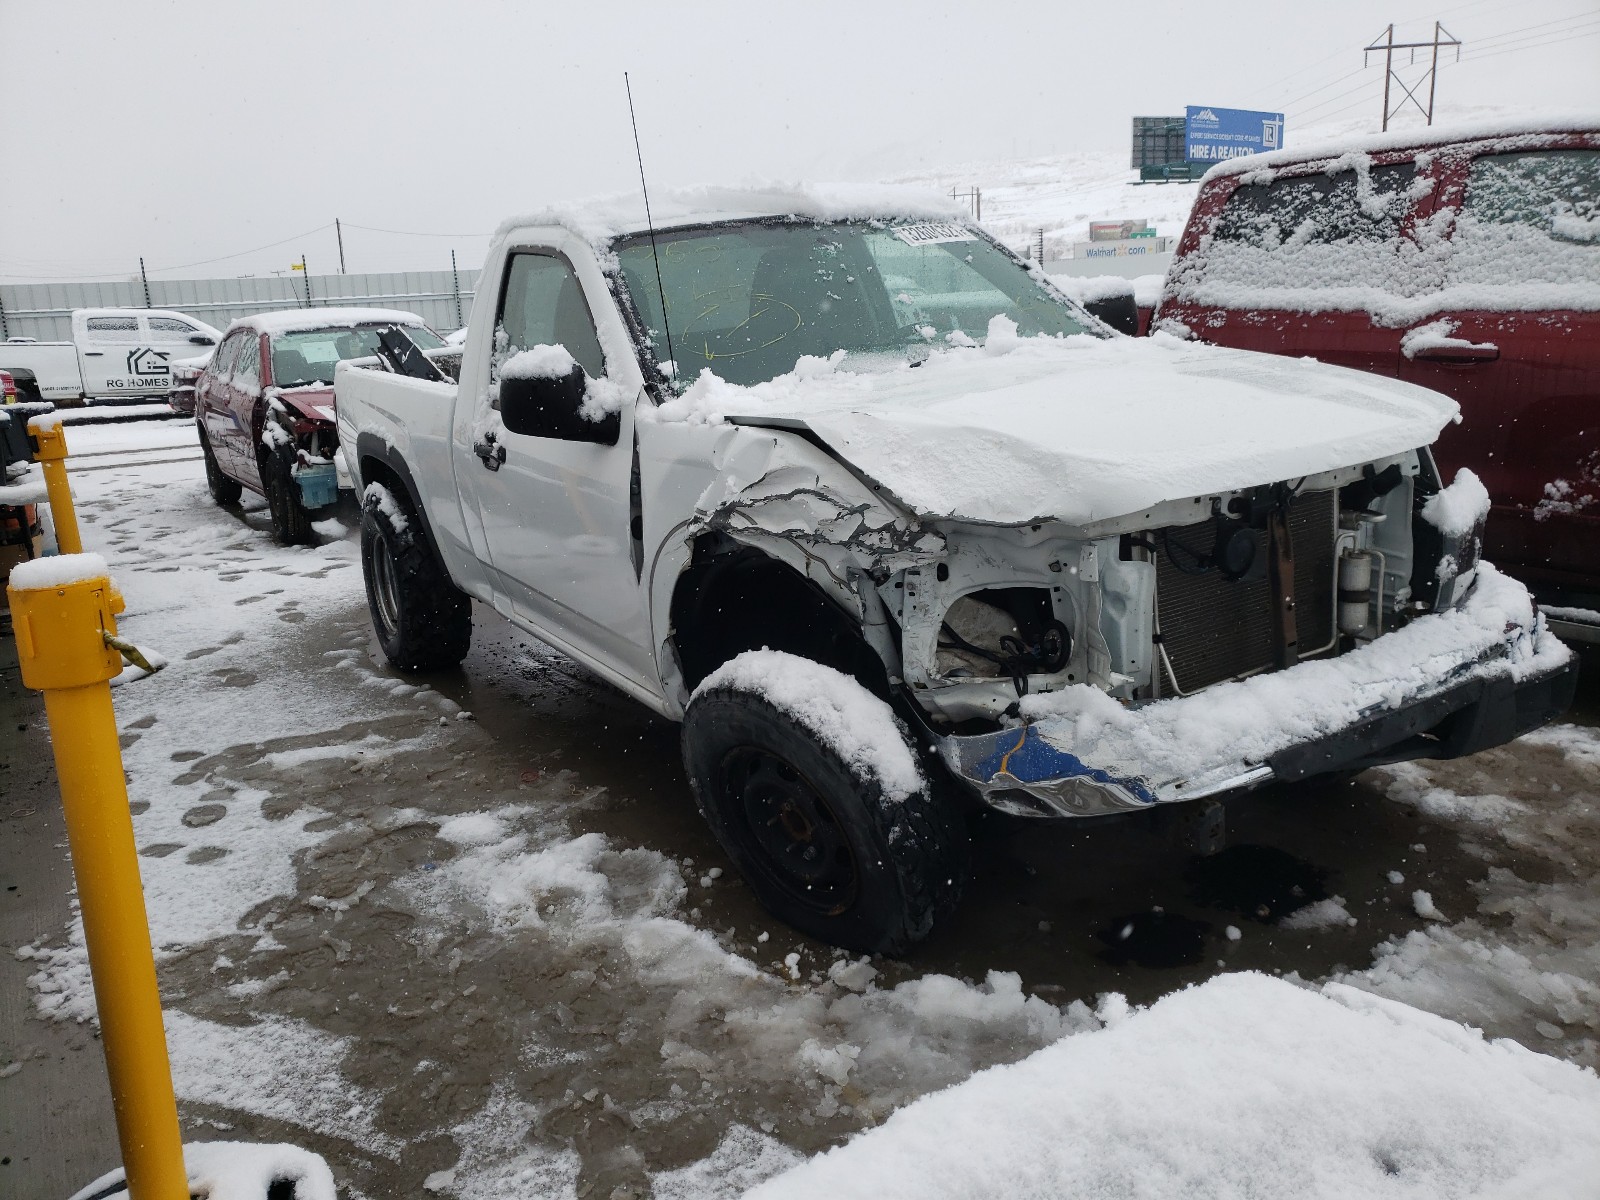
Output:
top-left (1185, 106), bottom-right (1285, 162)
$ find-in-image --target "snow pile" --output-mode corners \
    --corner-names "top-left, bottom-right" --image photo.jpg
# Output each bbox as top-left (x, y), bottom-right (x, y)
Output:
top-left (493, 182), bottom-right (967, 251)
top-left (1421, 467), bottom-right (1491, 538)
top-left (68, 1141), bottom-right (336, 1200)
top-left (232, 307), bottom-right (431, 337)
top-left (1018, 562), bottom-right (1568, 792)
top-left (1399, 318), bottom-right (1494, 360)
top-left (501, 344), bottom-right (576, 380)
top-left (695, 650), bottom-right (924, 801)
top-left (0, 461), bottom-right (47, 505)
top-left (8, 550), bottom-right (109, 589)
top-left (647, 331), bottom-right (1457, 526)
top-left (362, 480), bottom-right (409, 532)
top-left (1338, 728), bottom-right (1600, 1053)
top-left (414, 811), bottom-right (1097, 1130)
top-left (165, 1010), bottom-right (402, 1157)
top-left (497, 341), bottom-right (630, 421)
top-left (749, 973), bottom-right (1600, 1200)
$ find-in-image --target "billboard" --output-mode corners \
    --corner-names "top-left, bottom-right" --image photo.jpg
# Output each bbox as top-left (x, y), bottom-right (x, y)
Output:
top-left (1185, 106), bottom-right (1285, 163)
top-left (1131, 116), bottom-right (1187, 169)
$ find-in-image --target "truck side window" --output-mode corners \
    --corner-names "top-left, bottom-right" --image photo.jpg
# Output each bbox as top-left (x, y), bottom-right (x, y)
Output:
top-left (1449, 150), bottom-right (1600, 289)
top-left (497, 253), bottom-right (606, 379)
top-left (234, 336), bottom-right (261, 391)
top-left (211, 332), bottom-right (244, 379)
top-left (148, 317), bottom-right (201, 340)
top-left (85, 316), bottom-right (139, 339)
top-left (1183, 162), bottom-right (1423, 297)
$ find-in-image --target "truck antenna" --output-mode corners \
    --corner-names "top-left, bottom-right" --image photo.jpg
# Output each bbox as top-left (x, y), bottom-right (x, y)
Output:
top-left (625, 72), bottom-right (676, 387)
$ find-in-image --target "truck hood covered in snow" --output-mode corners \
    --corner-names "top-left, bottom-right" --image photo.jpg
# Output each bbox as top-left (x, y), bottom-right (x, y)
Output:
top-left (658, 334), bottom-right (1459, 526)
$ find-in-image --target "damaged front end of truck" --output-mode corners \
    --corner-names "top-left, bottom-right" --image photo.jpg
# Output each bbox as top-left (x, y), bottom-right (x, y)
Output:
top-left (676, 425), bottom-right (1576, 821)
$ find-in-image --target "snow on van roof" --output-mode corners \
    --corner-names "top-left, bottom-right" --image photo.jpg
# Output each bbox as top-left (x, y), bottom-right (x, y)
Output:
top-left (1202, 113), bottom-right (1599, 182)
top-left (493, 183), bottom-right (968, 249)
top-left (229, 308), bottom-right (430, 337)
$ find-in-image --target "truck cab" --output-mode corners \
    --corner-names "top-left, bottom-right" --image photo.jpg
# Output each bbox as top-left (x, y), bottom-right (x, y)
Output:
top-left (0, 308), bottom-right (222, 404)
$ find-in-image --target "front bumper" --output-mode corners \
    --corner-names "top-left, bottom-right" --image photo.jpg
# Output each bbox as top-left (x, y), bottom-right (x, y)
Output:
top-left (939, 569), bottom-right (1577, 819)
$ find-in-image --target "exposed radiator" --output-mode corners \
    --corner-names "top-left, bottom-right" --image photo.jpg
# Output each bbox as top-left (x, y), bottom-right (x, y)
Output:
top-left (1155, 489), bottom-right (1337, 695)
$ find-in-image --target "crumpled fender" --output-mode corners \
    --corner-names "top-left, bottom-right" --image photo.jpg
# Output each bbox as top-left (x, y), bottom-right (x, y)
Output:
top-left (269, 387), bottom-right (337, 428)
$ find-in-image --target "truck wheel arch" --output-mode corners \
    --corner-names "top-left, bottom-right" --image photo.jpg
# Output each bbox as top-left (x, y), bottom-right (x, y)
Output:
top-left (354, 433), bottom-right (452, 575)
top-left (668, 536), bottom-right (891, 701)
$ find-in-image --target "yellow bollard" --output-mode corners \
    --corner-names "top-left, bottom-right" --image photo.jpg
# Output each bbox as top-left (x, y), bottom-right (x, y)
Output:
top-left (29, 416), bottom-right (83, 555)
top-left (7, 559), bottom-right (188, 1200)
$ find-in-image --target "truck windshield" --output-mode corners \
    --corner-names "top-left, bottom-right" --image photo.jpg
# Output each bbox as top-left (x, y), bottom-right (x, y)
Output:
top-left (615, 220), bottom-right (1095, 388)
top-left (271, 324), bottom-right (443, 387)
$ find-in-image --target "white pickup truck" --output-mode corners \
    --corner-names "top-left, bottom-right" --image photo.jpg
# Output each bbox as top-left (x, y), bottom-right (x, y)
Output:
top-left (335, 187), bottom-right (1576, 954)
top-left (0, 308), bottom-right (222, 405)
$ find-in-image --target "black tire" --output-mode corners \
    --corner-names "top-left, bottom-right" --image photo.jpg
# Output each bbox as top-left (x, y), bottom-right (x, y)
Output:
top-left (682, 665), bottom-right (968, 955)
top-left (199, 423), bottom-right (242, 507)
top-left (360, 482), bottom-right (471, 672)
top-left (264, 444), bottom-right (315, 546)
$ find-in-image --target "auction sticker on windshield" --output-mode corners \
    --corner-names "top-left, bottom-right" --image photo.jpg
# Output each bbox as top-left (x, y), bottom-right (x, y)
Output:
top-left (894, 222), bottom-right (974, 246)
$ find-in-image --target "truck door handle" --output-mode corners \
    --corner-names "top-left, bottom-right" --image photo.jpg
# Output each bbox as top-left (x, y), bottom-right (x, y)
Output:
top-left (473, 438), bottom-right (506, 471)
top-left (1411, 343), bottom-right (1499, 364)
top-left (84, 351), bottom-right (104, 356)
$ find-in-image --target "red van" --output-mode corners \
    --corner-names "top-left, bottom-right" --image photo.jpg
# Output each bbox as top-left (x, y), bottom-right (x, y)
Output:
top-left (1154, 118), bottom-right (1600, 641)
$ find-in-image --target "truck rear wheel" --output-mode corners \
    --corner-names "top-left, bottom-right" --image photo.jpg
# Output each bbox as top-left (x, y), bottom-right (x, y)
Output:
top-left (360, 482), bottom-right (471, 672)
top-left (682, 660), bottom-right (968, 956)
top-left (199, 424), bottom-right (242, 507)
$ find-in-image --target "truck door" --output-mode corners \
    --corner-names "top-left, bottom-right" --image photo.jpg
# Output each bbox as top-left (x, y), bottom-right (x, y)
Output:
top-left (1398, 143), bottom-right (1600, 595)
top-left (1159, 160), bottom-right (1427, 378)
top-left (458, 248), bottom-right (656, 686)
top-left (220, 334), bottom-right (265, 479)
top-left (146, 313), bottom-right (219, 373)
top-left (197, 330), bottom-right (245, 460)
top-left (77, 314), bottom-right (148, 399)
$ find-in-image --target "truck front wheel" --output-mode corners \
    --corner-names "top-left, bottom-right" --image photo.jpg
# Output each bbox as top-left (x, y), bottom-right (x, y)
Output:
top-left (264, 446), bottom-right (315, 546)
top-left (360, 482), bottom-right (471, 672)
top-left (682, 657), bottom-right (968, 956)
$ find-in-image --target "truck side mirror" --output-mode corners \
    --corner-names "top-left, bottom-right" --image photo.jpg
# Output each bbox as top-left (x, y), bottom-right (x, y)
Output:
top-left (190, 334), bottom-right (216, 346)
top-left (1083, 294), bottom-right (1140, 337)
top-left (499, 359), bottom-right (620, 446)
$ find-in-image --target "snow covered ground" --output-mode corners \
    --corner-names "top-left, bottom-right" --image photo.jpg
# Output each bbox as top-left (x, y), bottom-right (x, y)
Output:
top-left (6, 393), bottom-right (1596, 1198)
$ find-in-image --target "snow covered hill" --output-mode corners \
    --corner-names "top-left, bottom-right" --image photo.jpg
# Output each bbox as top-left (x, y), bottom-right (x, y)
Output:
top-left (890, 106), bottom-right (1550, 262)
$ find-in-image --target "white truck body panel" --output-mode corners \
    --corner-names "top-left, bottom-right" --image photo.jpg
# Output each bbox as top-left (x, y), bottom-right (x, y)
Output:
top-left (0, 308), bottom-right (221, 402)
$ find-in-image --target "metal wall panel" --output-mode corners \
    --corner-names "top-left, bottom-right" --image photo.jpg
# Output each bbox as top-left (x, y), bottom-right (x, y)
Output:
top-left (0, 269), bottom-right (479, 342)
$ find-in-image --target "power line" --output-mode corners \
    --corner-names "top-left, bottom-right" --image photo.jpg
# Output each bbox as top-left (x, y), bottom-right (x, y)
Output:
top-left (149, 223), bottom-right (337, 274)
top-left (1459, 22), bottom-right (1600, 59)
top-left (1465, 8), bottom-right (1600, 49)
top-left (341, 221), bottom-right (491, 239)
top-left (1460, 16), bottom-right (1600, 56)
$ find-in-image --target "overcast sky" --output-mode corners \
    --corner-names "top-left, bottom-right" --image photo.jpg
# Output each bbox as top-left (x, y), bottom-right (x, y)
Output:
top-left (2, 0), bottom-right (1596, 284)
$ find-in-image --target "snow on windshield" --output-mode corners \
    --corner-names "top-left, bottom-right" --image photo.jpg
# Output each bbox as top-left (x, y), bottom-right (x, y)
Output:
top-left (615, 220), bottom-right (1094, 388)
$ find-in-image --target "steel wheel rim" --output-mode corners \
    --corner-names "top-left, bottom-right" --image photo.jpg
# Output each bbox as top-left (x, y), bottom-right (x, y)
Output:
top-left (721, 747), bottom-right (859, 915)
top-left (372, 534), bottom-right (402, 638)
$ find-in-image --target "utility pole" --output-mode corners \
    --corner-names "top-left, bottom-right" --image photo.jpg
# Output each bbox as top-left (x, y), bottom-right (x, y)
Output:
top-left (1365, 22), bottom-right (1461, 131)
top-left (301, 254), bottom-right (313, 306)
top-left (450, 249), bottom-right (463, 330)
top-left (336, 218), bottom-right (346, 274)
top-left (138, 258), bottom-right (151, 309)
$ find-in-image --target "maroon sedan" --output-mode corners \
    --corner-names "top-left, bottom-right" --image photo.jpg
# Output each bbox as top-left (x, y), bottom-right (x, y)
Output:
top-left (194, 309), bottom-right (444, 544)
top-left (1154, 118), bottom-right (1600, 642)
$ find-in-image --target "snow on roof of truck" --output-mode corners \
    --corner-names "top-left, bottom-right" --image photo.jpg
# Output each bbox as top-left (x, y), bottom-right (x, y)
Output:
top-left (494, 183), bottom-right (968, 248)
top-left (229, 308), bottom-right (431, 337)
top-left (1201, 112), bottom-right (1599, 183)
